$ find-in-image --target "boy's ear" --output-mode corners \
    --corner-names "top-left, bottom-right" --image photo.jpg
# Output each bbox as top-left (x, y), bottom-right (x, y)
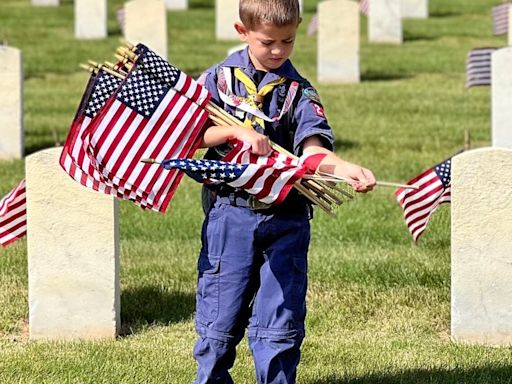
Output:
top-left (297, 17), bottom-right (303, 26)
top-left (234, 21), bottom-right (249, 41)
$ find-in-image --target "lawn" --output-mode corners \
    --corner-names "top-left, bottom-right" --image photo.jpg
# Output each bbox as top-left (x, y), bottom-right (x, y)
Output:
top-left (1, 0), bottom-right (511, 383)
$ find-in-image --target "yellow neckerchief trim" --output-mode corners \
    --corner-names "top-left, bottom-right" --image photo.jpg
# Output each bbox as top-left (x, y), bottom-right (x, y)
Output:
top-left (233, 67), bottom-right (286, 128)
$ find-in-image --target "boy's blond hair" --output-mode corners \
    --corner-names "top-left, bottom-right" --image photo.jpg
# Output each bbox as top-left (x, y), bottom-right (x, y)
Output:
top-left (239, 0), bottom-right (300, 30)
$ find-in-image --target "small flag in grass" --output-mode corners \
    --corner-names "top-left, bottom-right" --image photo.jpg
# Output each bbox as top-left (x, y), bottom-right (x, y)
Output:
top-left (395, 158), bottom-right (452, 242)
top-left (465, 47), bottom-right (497, 88)
top-left (0, 180), bottom-right (27, 247)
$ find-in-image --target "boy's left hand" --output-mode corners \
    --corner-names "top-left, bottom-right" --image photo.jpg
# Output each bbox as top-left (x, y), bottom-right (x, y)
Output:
top-left (338, 161), bottom-right (376, 193)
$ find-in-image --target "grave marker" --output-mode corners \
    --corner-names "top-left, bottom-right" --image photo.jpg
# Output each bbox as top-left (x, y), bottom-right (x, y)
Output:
top-left (124, 0), bottom-right (168, 58)
top-left (0, 45), bottom-right (23, 159)
top-left (26, 147), bottom-right (120, 340)
top-left (368, 0), bottom-right (402, 44)
top-left (451, 147), bottom-right (512, 345)
top-left (318, 0), bottom-right (360, 84)
top-left (75, 0), bottom-right (107, 39)
top-left (491, 47), bottom-right (512, 148)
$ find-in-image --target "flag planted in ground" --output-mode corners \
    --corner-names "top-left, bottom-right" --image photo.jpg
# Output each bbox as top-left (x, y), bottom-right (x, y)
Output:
top-left (492, 2), bottom-right (510, 36)
top-left (0, 180), bottom-right (27, 247)
top-left (395, 157), bottom-right (452, 242)
top-left (161, 140), bottom-right (323, 205)
top-left (465, 47), bottom-right (497, 88)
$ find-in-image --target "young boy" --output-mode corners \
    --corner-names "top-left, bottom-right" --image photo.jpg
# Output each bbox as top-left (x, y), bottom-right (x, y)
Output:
top-left (195, 1), bottom-right (375, 383)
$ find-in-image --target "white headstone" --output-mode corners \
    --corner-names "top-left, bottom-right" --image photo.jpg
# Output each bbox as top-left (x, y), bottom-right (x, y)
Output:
top-left (32, 0), bottom-right (59, 5)
top-left (318, 0), bottom-right (360, 84)
top-left (368, 0), bottom-right (402, 44)
top-left (216, 0), bottom-right (240, 40)
top-left (75, 0), bottom-right (107, 39)
top-left (491, 47), bottom-right (512, 148)
top-left (26, 147), bottom-right (120, 341)
top-left (165, 0), bottom-right (187, 10)
top-left (451, 147), bottom-right (512, 345)
top-left (124, 0), bottom-right (168, 58)
top-left (0, 45), bottom-right (23, 159)
top-left (401, 0), bottom-right (428, 19)
top-left (299, 0), bottom-right (303, 13)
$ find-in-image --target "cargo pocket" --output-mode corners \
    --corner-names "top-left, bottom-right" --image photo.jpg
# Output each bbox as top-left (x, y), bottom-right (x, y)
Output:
top-left (196, 251), bottom-right (221, 325)
top-left (291, 256), bottom-right (308, 316)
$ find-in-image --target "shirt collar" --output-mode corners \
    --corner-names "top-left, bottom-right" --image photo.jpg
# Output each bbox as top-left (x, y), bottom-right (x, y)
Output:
top-left (221, 47), bottom-right (303, 83)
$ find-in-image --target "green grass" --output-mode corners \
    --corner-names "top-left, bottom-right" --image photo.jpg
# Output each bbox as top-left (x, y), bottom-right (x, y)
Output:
top-left (2, 0), bottom-right (512, 382)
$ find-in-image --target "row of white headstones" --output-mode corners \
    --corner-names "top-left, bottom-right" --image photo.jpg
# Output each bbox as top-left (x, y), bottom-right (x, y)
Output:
top-left (30, 0), bottom-right (429, 83)
top-left (2, 1), bottom-right (512, 345)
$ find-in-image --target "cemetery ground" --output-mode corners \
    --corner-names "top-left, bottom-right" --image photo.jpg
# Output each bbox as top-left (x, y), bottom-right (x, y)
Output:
top-left (0, 0), bottom-right (511, 382)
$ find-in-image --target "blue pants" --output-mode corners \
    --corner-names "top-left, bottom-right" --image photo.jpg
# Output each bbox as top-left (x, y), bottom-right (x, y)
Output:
top-left (193, 200), bottom-right (311, 384)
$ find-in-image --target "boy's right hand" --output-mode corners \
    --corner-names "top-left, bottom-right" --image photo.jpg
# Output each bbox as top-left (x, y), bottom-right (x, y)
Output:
top-left (234, 128), bottom-right (272, 156)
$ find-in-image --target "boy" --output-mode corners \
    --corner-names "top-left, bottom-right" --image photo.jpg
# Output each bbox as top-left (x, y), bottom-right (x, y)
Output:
top-left (195, 1), bottom-right (376, 383)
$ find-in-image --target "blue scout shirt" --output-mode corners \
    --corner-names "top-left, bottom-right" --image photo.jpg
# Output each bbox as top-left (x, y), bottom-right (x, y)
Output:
top-left (200, 48), bottom-right (335, 158)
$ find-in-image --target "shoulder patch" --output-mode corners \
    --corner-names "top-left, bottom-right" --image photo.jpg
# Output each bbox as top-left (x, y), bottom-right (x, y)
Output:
top-left (303, 86), bottom-right (322, 104)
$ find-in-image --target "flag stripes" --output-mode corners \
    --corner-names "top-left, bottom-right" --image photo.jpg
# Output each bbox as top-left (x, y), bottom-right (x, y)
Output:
top-left (395, 158), bottom-right (451, 242)
top-left (492, 2), bottom-right (510, 36)
top-left (59, 44), bottom-right (211, 213)
top-left (0, 180), bottom-right (27, 247)
top-left (465, 47), bottom-right (497, 88)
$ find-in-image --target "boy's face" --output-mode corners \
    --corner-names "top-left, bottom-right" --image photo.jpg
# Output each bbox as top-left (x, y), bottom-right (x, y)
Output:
top-left (235, 21), bottom-right (299, 71)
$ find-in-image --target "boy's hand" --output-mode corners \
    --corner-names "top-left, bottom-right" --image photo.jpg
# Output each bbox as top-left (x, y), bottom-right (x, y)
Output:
top-left (339, 161), bottom-right (376, 193)
top-left (234, 128), bottom-right (272, 156)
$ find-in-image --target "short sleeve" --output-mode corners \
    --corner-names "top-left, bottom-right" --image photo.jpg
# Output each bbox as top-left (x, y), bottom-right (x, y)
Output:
top-left (293, 84), bottom-right (335, 155)
top-left (198, 65), bottom-right (222, 106)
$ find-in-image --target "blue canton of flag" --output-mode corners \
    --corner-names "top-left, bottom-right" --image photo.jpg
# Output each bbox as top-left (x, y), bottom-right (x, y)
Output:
top-left (161, 159), bottom-right (247, 184)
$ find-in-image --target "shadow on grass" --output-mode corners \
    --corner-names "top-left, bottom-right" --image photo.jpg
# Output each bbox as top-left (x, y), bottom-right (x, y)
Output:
top-left (403, 33), bottom-right (439, 42)
top-left (334, 139), bottom-right (358, 151)
top-left (361, 72), bottom-right (412, 82)
top-left (429, 11), bottom-right (461, 18)
top-left (308, 366), bottom-right (512, 384)
top-left (121, 286), bottom-right (195, 335)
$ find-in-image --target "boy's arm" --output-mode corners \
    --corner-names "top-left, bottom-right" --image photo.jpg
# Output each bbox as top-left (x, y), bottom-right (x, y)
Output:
top-left (302, 136), bottom-right (375, 193)
top-left (199, 124), bottom-right (272, 156)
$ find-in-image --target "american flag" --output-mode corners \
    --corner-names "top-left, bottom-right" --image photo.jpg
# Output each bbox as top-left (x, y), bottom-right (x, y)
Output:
top-left (492, 2), bottom-right (510, 36)
top-left (360, 0), bottom-right (369, 16)
top-left (0, 180), bottom-right (27, 247)
top-left (59, 68), bottom-right (150, 207)
top-left (87, 45), bottom-right (210, 213)
top-left (465, 47), bottom-right (497, 88)
top-left (61, 44), bottom-right (211, 213)
top-left (161, 140), bottom-right (314, 205)
top-left (395, 158), bottom-right (452, 242)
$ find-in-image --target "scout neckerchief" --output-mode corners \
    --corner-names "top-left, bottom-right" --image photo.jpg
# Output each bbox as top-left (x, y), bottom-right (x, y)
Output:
top-left (217, 66), bottom-right (300, 129)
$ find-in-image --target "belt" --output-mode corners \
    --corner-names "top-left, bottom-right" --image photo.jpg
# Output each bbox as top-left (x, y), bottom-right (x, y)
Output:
top-left (214, 189), bottom-right (311, 216)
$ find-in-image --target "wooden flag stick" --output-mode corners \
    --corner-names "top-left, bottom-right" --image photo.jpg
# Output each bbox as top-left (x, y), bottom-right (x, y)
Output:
top-left (316, 171), bottom-right (418, 190)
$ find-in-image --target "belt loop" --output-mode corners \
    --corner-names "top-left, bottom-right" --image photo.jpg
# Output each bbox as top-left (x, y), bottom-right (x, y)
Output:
top-left (228, 192), bottom-right (236, 206)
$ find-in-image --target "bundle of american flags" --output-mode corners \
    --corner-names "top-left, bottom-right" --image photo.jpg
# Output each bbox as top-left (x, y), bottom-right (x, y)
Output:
top-left (157, 139), bottom-right (328, 206)
top-left (61, 43), bottom-right (211, 213)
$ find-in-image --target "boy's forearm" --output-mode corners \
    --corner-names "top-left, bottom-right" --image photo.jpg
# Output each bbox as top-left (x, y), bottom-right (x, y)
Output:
top-left (199, 125), bottom-right (237, 148)
top-left (302, 137), bottom-right (376, 192)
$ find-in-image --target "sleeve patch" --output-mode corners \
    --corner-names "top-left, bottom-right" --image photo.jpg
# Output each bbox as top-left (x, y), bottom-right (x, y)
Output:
top-left (303, 86), bottom-right (322, 104)
top-left (312, 103), bottom-right (325, 118)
